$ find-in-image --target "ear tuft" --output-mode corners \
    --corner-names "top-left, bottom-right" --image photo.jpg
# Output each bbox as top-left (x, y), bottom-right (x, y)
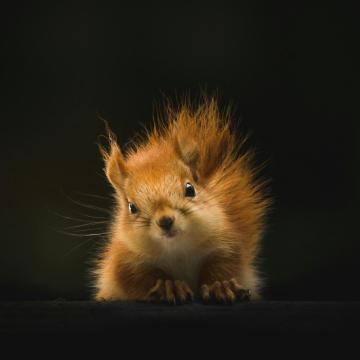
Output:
top-left (173, 134), bottom-right (200, 180)
top-left (97, 121), bottom-right (127, 191)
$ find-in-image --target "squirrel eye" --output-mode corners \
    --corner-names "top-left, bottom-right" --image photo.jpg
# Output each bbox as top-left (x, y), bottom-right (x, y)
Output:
top-left (185, 182), bottom-right (196, 197)
top-left (128, 202), bottom-right (138, 214)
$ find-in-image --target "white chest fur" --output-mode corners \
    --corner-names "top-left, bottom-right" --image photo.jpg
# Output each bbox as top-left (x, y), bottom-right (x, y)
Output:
top-left (152, 245), bottom-right (211, 292)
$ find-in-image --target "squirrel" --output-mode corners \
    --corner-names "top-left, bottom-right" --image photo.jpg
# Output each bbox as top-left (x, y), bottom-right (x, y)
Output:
top-left (92, 98), bottom-right (270, 304)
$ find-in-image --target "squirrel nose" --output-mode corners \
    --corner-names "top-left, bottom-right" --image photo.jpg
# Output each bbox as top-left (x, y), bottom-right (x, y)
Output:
top-left (157, 216), bottom-right (175, 231)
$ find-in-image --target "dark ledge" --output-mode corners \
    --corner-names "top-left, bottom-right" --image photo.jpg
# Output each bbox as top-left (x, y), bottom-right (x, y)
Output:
top-left (1, 301), bottom-right (359, 334)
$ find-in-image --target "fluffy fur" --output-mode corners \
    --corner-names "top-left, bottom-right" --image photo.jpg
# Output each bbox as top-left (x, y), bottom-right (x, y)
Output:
top-left (92, 98), bottom-right (270, 303)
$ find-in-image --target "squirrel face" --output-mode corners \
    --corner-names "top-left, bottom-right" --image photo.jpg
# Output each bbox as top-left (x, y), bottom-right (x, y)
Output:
top-left (124, 164), bottom-right (198, 242)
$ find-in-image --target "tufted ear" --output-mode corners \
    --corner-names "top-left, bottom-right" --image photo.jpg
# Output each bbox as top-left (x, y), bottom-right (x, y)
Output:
top-left (98, 124), bottom-right (128, 192)
top-left (173, 134), bottom-right (200, 181)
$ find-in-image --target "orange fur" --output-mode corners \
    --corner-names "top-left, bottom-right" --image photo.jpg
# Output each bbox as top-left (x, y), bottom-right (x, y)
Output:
top-left (92, 98), bottom-right (270, 303)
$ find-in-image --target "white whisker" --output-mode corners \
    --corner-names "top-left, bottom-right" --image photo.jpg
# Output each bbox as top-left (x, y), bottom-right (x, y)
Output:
top-left (64, 221), bottom-right (108, 230)
top-left (73, 191), bottom-right (112, 200)
top-left (57, 229), bottom-right (111, 238)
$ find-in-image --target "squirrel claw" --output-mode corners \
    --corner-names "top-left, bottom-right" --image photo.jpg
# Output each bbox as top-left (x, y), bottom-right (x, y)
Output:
top-left (200, 279), bottom-right (251, 304)
top-left (147, 279), bottom-right (194, 305)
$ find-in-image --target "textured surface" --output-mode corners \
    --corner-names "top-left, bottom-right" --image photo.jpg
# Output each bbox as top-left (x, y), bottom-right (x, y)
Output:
top-left (1, 301), bottom-right (359, 334)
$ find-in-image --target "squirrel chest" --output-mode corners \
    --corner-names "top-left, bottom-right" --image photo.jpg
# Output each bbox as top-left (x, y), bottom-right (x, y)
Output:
top-left (150, 243), bottom-right (212, 292)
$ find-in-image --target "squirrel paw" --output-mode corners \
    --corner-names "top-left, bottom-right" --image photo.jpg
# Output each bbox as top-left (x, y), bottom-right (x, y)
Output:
top-left (200, 279), bottom-right (251, 304)
top-left (146, 279), bottom-right (194, 305)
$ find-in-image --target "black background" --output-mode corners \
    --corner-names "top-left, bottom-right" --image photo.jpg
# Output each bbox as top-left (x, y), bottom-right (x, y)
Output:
top-left (1, 2), bottom-right (359, 301)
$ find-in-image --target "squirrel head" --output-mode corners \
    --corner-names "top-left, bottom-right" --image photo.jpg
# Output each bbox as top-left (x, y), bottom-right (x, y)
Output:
top-left (99, 124), bottom-right (225, 255)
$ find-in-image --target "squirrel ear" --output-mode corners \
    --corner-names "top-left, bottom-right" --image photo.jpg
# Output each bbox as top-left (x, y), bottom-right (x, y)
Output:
top-left (98, 125), bottom-right (127, 192)
top-left (173, 134), bottom-right (200, 180)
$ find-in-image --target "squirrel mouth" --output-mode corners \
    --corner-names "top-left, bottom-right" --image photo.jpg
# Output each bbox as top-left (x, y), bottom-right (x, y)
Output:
top-left (162, 229), bottom-right (177, 238)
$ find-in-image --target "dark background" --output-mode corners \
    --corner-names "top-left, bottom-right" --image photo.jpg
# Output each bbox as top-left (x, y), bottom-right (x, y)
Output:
top-left (1, 2), bottom-right (359, 301)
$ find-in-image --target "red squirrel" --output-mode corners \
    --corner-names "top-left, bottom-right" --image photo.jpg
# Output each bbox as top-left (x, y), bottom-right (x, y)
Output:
top-left (92, 99), bottom-right (270, 303)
